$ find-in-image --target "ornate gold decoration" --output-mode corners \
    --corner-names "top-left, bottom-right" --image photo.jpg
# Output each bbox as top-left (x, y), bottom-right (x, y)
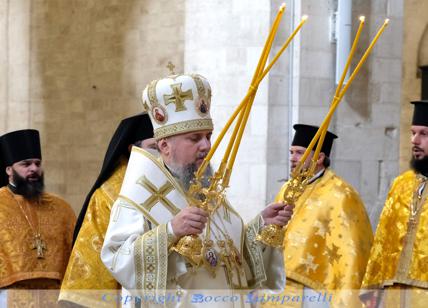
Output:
top-left (32, 234), bottom-right (47, 259)
top-left (163, 83), bottom-right (193, 112)
top-left (170, 234), bottom-right (202, 266)
top-left (151, 105), bottom-right (168, 125)
top-left (135, 224), bottom-right (168, 298)
top-left (166, 61), bottom-right (176, 75)
top-left (147, 79), bottom-right (160, 106)
top-left (257, 166), bottom-right (313, 247)
top-left (9, 188), bottom-right (47, 259)
top-left (142, 100), bottom-right (150, 112)
top-left (137, 176), bottom-right (178, 215)
top-left (153, 118), bottom-right (213, 139)
top-left (191, 74), bottom-right (211, 117)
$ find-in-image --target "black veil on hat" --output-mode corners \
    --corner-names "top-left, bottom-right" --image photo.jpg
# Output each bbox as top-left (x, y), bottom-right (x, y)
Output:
top-left (292, 124), bottom-right (338, 157)
top-left (0, 141), bottom-right (7, 188)
top-left (411, 100), bottom-right (428, 126)
top-left (0, 129), bottom-right (42, 187)
top-left (73, 113), bottom-right (154, 243)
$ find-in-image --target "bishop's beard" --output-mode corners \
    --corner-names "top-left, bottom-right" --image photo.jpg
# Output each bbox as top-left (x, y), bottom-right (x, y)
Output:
top-left (410, 156), bottom-right (428, 177)
top-left (12, 170), bottom-right (45, 201)
top-left (170, 163), bottom-right (213, 192)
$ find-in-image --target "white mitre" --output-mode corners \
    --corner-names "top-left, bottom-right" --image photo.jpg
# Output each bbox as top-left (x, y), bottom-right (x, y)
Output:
top-left (141, 74), bottom-right (213, 139)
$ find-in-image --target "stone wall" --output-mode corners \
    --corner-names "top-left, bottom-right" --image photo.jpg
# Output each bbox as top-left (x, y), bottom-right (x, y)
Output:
top-left (292, 0), bottom-right (402, 228)
top-left (185, 0), bottom-right (272, 221)
top-left (0, 0), bottom-right (185, 213)
top-left (0, 0), bottom-right (408, 228)
top-left (400, 0), bottom-right (428, 171)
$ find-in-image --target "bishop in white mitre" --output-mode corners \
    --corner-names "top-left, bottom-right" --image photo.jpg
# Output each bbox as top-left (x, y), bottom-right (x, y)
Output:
top-left (101, 74), bottom-right (291, 307)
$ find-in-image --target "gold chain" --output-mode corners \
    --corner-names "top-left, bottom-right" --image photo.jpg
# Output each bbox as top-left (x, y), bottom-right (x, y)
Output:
top-left (8, 187), bottom-right (46, 258)
top-left (8, 187), bottom-right (40, 234)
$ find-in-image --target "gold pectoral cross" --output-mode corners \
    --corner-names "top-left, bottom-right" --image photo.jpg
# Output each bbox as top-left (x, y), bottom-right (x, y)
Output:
top-left (32, 234), bottom-right (46, 259)
top-left (163, 83), bottom-right (193, 112)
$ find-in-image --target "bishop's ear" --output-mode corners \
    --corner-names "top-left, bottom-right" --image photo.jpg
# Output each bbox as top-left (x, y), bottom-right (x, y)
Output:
top-left (157, 138), bottom-right (170, 156)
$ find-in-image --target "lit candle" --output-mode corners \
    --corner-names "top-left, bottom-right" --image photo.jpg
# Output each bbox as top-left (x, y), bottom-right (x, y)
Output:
top-left (296, 18), bottom-right (389, 173)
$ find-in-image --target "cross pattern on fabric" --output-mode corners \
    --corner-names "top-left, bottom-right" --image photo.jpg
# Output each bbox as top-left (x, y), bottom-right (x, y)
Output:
top-left (137, 176), bottom-right (179, 215)
top-left (163, 83), bottom-right (193, 112)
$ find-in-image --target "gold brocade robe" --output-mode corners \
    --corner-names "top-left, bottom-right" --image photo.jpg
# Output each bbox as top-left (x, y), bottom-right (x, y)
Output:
top-left (362, 170), bottom-right (428, 292)
top-left (0, 186), bottom-right (75, 307)
top-left (59, 160), bottom-right (128, 307)
top-left (266, 169), bottom-right (373, 307)
top-left (0, 187), bottom-right (75, 288)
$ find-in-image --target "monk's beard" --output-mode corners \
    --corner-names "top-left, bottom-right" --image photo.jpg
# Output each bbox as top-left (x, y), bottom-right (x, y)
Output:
top-left (410, 156), bottom-right (428, 177)
top-left (12, 170), bottom-right (45, 201)
top-left (170, 163), bottom-right (213, 191)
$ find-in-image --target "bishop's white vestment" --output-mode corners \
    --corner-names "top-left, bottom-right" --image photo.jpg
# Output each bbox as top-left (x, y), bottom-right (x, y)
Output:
top-left (101, 147), bottom-right (285, 307)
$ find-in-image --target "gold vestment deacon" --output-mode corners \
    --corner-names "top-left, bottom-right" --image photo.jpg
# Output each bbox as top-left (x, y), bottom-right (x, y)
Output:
top-left (361, 170), bottom-right (428, 306)
top-left (0, 186), bottom-right (75, 306)
top-left (59, 160), bottom-right (128, 307)
top-left (266, 169), bottom-right (373, 307)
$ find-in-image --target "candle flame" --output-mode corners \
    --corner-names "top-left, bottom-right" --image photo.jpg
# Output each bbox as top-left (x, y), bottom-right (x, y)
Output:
top-left (302, 15), bottom-right (308, 21)
top-left (279, 3), bottom-right (286, 11)
top-left (359, 16), bottom-right (365, 22)
top-left (385, 18), bottom-right (390, 24)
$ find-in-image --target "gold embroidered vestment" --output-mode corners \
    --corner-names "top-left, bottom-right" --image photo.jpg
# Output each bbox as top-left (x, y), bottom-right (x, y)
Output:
top-left (266, 169), bottom-right (373, 307)
top-left (362, 170), bottom-right (428, 289)
top-left (0, 187), bottom-right (75, 288)
top-left (59, 160), bottom-right (128, 307)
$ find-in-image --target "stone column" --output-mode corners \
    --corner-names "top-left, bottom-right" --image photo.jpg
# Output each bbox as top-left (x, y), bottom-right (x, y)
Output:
top-left (185, 0), bottom-right (272, 221)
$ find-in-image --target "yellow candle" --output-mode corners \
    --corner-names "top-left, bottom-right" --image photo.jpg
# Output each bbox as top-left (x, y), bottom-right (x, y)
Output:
top-left (259, 15), bottom-right (308, 82)
top-left (226, 93), bottom-right (256, 172)
top-left (225, 15), bottom-right (308, 178)
top-left (297, 18), bottom-right (388, 171)
top-left (197, 5), bottom-right (287, 177)
top-left (335, 16), bottom-right (365, 95)
top-left (311, 16), bottom-right (365, 163)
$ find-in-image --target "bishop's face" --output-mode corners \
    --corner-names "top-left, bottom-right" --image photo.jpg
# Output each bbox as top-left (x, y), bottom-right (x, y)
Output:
top-left (411, 125), bottom-right (428, 160)
top-left (159, 130), bottom-right (212, 169)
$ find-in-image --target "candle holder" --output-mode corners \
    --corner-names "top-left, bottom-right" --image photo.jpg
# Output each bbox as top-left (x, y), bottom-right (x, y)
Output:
top-left (170, 167), bottom-right (227, 267)
top-left (257, 164), bottom-right (313, 247)
top-left (256, 17), bottom-right (389, 248)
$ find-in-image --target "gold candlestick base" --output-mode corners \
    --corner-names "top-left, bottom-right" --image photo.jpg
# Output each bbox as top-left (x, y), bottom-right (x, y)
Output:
top-left (256, 224), bottom-right (285, 248)
top-left (170, 234), bottom-right (203, 266)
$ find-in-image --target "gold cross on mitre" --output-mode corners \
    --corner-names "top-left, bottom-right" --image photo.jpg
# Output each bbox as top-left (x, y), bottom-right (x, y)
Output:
top-left (164, 83), bottom-right (193, 112)
top-left (32, 234), bottom-right (47, 259)
top-left (166, 61), bottom-right (176, 74)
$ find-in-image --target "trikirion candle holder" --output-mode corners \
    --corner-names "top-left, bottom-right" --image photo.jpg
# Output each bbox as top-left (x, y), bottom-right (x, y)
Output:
top-left (257, 16), bottom-right (390, 248)
top-left (170, 4), bottom-right (308, 272)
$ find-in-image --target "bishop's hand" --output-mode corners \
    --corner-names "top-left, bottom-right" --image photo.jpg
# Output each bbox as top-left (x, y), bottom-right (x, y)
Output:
top-left (171, 207), bottom-right (208, 237)
top-left (261, 202), bottom-right (294, 226)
